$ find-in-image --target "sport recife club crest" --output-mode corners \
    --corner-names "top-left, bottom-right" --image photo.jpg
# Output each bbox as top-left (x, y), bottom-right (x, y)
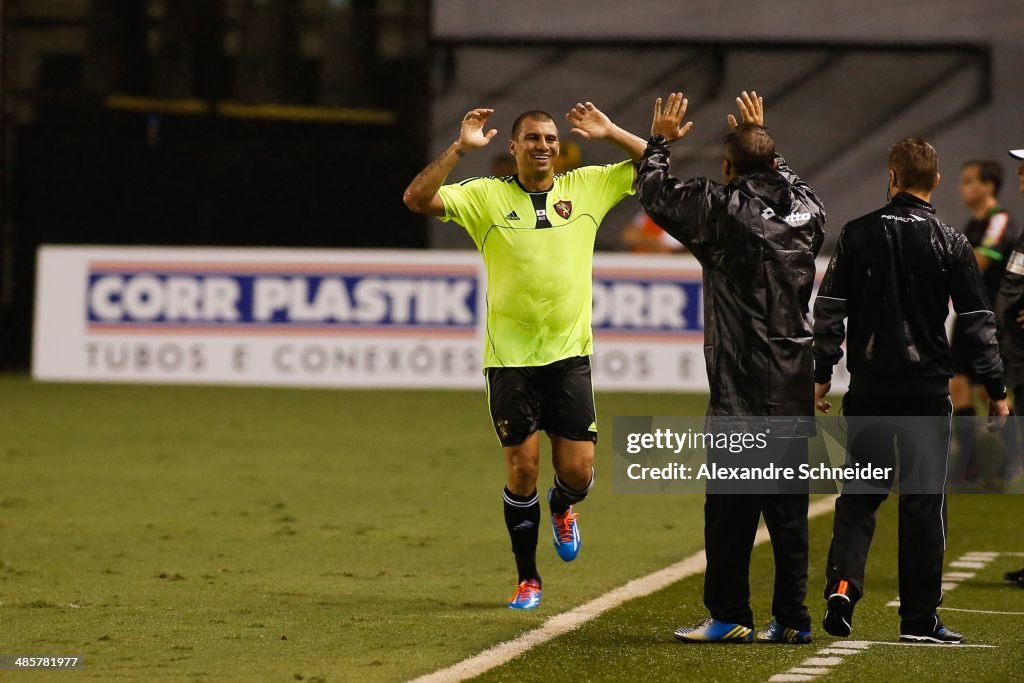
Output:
top-left (554, 200), bottom-right (573, 219)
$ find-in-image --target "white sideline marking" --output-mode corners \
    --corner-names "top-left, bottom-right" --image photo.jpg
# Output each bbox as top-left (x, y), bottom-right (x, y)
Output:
top-left (869, 640), bottom-right (996, 649)
top-left (409, 496), bottom-right (839, 683)
top-left (801, 657), bottom-right (844, 666)
top-left (941, 607), bottom-right (1024, 616)
top-left (888, 551), bottom-right (999, 609)
top-left (767, 639), bottom-right (997, 682)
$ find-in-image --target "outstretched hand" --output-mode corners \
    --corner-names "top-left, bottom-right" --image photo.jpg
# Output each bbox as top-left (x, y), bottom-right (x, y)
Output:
top-left (566, 101), bottom-right (614, 140)
top-left (459, 108), bottom-right (498, 150)
top-left (727, 90), bottom-right (764, 129)
top-left (567, 100), bottom-right (647, 161)
top-left (650, 92), bottom-right (694, 142)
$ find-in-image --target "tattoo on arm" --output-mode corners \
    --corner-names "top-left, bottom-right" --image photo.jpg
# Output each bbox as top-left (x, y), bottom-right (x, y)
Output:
top-left (412, 147), bottom-right (455, 187)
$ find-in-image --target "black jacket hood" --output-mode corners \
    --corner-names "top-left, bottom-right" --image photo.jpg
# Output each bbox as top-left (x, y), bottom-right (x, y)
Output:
top-left (733, 169), bottom-right (797, 212)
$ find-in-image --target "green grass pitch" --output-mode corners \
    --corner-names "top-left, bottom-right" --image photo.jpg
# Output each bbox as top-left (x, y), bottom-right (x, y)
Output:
top-left (1, 377), bottom-right (1022, 682)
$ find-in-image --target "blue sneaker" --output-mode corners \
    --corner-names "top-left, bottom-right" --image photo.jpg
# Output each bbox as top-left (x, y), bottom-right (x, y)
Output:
top-left (755, 619), bottom-right (813, 644)
top-left (674, 617), bottom-right (754, 643)
top-left (548, 488), bottom-right (581, 562)
top-left (507, 579), bottom-right (541, 610)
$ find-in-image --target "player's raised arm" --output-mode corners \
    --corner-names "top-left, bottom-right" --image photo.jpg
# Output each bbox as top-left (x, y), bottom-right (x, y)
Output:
top-left (730, 90), bottom-right (820, 203)
top-left (636, 92), bottom-right (713, 252)
top-left (565, 101), bottom-right (647, 162)
top-left (403, 108), bottom-right (497, 216)
top-left (726, 89), bottom-right (764, 129)
top-left (651, 91), bottom-right (696, 143)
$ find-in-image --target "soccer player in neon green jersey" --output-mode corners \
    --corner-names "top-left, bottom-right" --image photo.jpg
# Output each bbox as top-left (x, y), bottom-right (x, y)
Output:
top-left (403, 103), bottom-right (645, 609)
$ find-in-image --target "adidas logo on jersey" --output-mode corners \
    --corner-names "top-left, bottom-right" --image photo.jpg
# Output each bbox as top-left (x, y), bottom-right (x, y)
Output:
top-left (506, 210), bottom-right (521, 221)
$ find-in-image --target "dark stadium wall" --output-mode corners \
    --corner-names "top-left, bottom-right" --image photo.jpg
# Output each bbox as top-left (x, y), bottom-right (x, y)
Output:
top-left (429, 1), bottom-right (1024, 252)
top-left (434, 0), bottom-right (1024, 44)
top-left (0, 0), bottom-right (432, 371)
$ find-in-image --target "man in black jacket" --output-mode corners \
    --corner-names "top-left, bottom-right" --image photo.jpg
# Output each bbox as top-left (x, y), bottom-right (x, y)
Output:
top-left (993, 147), bottom-right (1024, 588)
top-left (950, 160), bottom-right (1019, 469)
top-left (813, 138), bottom-right (1009, 644)
top-left (635, 91), bottom-right (826, 643)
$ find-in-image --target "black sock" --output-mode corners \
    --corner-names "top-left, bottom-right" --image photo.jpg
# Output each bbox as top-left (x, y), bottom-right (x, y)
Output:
top-left (503, 488), bottom-right (540, 584)
top-left (953, 406), bottom-right (977, 462)
top-left (549, 470), bottom-right (595, 515)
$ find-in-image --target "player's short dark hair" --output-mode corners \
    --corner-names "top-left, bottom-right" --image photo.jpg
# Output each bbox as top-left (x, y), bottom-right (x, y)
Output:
top-left (889, 138), bottom-right (939, 192)
top-left (724, 124), bottom-right (775, 176)
top-left (962, 159), bottom-right (1004, 197)
top-left (511, 110), bottom-right (556, 140)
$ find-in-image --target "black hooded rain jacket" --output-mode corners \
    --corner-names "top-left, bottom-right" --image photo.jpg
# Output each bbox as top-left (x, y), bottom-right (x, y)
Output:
top-left (637, 135), bottom-right (826, 434)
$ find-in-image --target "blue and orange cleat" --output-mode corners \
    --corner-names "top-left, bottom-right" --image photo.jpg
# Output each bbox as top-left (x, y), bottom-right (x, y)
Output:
top-left (755, 619), bottom-right (812, 644)
top-left (674, 617), bottom-right (754, 643)
top-left (549, 488), bottom-right (581, 562)
top-left (507, 579), bottom-right (542, 610)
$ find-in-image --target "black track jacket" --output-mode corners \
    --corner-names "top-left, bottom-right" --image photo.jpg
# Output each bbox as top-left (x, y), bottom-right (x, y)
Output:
top-left (813, 192), bottom-right (1004, 397)
top-left (637, 135), bottom-right (826, 433)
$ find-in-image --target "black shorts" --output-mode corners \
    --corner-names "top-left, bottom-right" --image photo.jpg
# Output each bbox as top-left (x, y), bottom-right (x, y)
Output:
top-left (485, 356), bottom-right (597, 447)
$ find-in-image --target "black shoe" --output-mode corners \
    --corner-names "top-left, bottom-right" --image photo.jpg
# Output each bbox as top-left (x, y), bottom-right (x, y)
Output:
top-left (900, 622), bottom-right (964, 644)
top-left (1004, 567), bottom-right (1024, 584)
top-left (823, 593), bottom-right (853, 637)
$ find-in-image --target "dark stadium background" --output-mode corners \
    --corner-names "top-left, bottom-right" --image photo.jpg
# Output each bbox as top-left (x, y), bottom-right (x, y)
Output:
top-left (1, 0), bottom-right (1022, 371)
top-left (3, 5), bottom-right (1024, 681)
